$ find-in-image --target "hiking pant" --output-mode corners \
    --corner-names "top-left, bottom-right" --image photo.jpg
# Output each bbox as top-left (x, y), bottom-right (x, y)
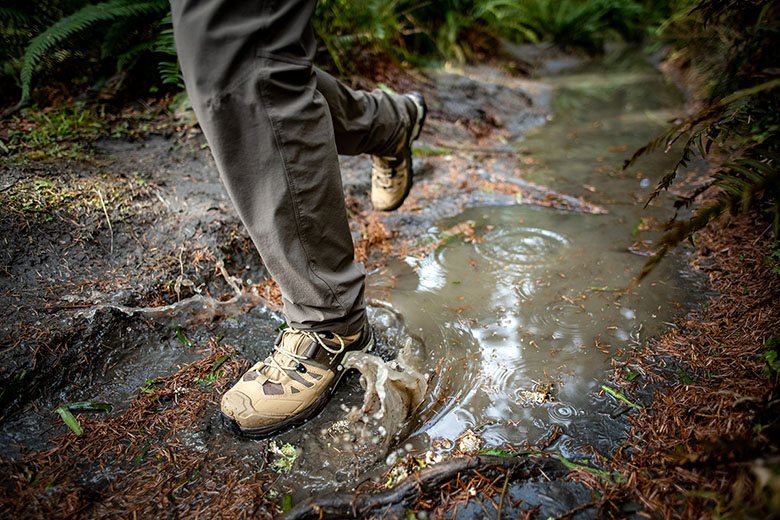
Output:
top-left (170, 0), bottom-right (413, 335)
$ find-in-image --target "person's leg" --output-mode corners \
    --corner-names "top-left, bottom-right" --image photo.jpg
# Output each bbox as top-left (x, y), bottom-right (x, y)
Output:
top-left (171, 0), bottom-right (364, 335)
top-left (170, 0), bottom-right (375, 438)
top-left (313, 67), bottom-right (427, 210)
top-left (314, 67), bottom-right (411, 157)
top-left (169, 0), bottom-right (425, 437)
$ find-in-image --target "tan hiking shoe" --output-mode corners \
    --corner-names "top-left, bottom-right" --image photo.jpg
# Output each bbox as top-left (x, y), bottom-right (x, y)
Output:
top-left (371, 92), bottom-right (427, 211)
top-left (221, 321), bottom-right (373, 438)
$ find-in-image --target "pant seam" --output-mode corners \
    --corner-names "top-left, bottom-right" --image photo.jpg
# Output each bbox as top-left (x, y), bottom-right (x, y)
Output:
top-left (257, 68), bottom-right (349, 317)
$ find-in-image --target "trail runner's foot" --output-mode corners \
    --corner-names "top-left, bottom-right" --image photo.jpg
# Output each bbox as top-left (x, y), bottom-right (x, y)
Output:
top-left (221, 321), bottom-right (373, 439)
top-left (371, 92), bottom-right (427, 211)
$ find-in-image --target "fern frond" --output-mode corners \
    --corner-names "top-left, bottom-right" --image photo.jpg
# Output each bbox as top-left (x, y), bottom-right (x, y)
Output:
top-left (637, 196), bottom-right (728, 282)
top-left (0, 7), bottom-right (34, 25)
top-left (638, 149), bottom-right (780, 282)
top-left (19, 0), bottom-right (168, 105)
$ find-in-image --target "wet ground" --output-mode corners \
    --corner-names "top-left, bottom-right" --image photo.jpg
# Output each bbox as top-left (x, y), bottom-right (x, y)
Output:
top-left (1, 49), bottom-right (709, 518)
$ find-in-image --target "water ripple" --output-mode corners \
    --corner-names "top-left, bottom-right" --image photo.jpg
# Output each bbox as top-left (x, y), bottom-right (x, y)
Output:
top-left (475, 227), bottom-right (570, 267)
top-left (548, 402), bottom-right (579, 425)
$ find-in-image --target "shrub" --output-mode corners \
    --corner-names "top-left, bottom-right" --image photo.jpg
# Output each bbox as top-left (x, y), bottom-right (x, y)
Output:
top-left (627, 0), bottom-right (780, 280)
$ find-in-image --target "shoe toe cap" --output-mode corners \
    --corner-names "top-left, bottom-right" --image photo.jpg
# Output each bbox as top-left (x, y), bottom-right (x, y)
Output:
top-left (221, 388), bottom-right (307, 429)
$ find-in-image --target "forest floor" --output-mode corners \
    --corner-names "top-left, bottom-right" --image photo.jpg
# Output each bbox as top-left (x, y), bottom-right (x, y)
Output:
top-left (1, 51), bottom-right (778, 519)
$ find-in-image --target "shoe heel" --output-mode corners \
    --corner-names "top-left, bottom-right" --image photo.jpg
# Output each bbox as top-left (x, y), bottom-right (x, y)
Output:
top-left (335, 332), bottom-right (374, 386)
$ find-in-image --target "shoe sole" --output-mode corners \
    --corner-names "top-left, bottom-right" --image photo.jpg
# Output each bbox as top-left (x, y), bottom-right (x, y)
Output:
top-left (221, 332), bottom-right (375, 440)
top-left (378, 92), bottom-right (427, 212)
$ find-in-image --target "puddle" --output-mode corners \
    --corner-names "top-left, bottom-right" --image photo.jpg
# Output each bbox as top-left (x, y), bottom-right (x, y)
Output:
top-left (260, 53), bottom-right (707, 502)
top-left (372, 204), bottom-right (699, 455)
top-left (1, 52), bottom-right (709, 515)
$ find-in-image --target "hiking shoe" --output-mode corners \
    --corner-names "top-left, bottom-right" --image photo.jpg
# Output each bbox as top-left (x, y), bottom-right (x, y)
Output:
top-left (221, 321), bottom-right (373, 438)
top-left (371, 92), bottom-right (427, 211)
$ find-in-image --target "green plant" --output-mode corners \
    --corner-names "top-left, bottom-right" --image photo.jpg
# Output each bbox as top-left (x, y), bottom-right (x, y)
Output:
top-left (312, 0), bottom-right (415, 74)
top-left (4, 103), bottom-right (108, 162)
top-left (626, 0), bottom-right (780, 280)
top-left (764, 336), bottom-right (780, 377)
top-left (17, 0), bottom-right (169, 106)
top-left (153, 13), bottom-right (182, 88)
top-left (55, 401), bottom-right (112, 436)
top-left (770, 245), bottom-right (780, 275)
top-left (477, 0), bottom-right (655, 54)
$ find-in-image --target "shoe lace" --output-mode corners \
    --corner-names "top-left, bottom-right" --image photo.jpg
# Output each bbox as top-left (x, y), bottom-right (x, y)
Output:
top-left (263, 328), bottom-right (347, 384)
top-left (372, 155), bottom-right (406, 188)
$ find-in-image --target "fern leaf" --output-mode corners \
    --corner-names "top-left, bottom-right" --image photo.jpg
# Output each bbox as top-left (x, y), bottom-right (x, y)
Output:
top-left (19, 0), bottom-right (168, 105)
top-left (0, 7), bottom-right (34, 25)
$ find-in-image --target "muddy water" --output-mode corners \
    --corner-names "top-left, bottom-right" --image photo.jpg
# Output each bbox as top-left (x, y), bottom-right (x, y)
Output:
top-left (264, 54), bottom-right (707, 501)
top-left (1, 53), bottom-right (707, 514)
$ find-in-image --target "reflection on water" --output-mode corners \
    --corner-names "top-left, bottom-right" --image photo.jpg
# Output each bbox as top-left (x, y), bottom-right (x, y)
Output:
top-left (276, 54), bottom-right (707, 498)
top-left (374, 202), bottom-right (698, 452)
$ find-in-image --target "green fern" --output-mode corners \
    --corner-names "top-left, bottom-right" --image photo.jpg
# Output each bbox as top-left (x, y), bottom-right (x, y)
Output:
top-left (153, 13), bottom-right (182, 87)
top-left (0, 7), bottom-right (35, 25)
top-left (18, 0), bottom-right (168, 106)
top-left (638, 153), bottom-right (780, 280)
top-left (628, 0), bottom-right (780, 282)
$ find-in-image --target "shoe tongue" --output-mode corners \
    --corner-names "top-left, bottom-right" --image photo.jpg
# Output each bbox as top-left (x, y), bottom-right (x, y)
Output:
top-left (263, 331), bottom-right (318, 381)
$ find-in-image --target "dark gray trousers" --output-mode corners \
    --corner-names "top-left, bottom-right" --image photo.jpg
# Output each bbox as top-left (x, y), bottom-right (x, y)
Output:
top-left (170, 0), bottom-right (412, 335)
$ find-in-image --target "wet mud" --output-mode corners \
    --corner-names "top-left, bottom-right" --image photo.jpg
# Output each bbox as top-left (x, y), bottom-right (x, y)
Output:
top-left (1, 49), bottom-right (709, 518)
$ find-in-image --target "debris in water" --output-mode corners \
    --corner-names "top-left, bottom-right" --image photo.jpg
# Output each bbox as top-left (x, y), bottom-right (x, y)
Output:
top-left (456, 429), bottom-right (483, 454)
top-left (383, 451), bottom-right (448, 488)
top-left (269, 441), bottom-right (299, 473)
top-left (322, 419), bottom-right (351, 439)
top-left (517, 381), bottom-right (557, 405)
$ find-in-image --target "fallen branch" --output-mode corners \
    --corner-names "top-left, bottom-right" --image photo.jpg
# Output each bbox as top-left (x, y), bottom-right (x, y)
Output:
top-left (280, 454), bottom-right (561, 520)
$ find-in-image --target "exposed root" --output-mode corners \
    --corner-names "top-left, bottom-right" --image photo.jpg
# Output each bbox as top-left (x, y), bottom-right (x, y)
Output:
top-left (81, 259), bottom-right (280, 325)
top-left (281, 454), bottom-right (560, 519)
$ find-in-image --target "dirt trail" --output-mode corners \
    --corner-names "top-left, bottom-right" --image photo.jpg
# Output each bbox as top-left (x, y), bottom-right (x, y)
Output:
top-left (0, 62), bottom-right (607, 517)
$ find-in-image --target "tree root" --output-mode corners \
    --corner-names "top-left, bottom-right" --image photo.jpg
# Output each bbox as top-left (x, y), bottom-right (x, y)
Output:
top-left (280, 454), bottom-right (562, 519)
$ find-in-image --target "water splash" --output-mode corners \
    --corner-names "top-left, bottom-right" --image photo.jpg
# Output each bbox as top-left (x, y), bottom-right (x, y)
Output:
top-left (344, 338), bottom-right (428, 453)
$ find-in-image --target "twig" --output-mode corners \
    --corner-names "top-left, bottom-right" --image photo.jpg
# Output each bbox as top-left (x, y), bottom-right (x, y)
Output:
top-left (280, 454), bottom-right (559, 519)
top-left (95, 189), bottom-right (113, 256)
top-left (475, 497), bottom-right (494, 520)
top-left (496, 469), bottom-right (511, 520)
top-left (554, 500), bottom-right (599, 519)
top-left (0, 179), bottom-right (19, 193)
top-left (216, 259), bottom-right (243, 297)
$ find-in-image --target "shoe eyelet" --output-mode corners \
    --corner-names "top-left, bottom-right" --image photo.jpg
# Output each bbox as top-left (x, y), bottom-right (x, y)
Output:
top-left (337, 365), bottom-right (343, 371)
top-left (295, 363), bottom-right (307, 374)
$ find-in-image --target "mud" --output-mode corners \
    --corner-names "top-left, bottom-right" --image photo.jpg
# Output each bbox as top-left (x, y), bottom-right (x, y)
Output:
top-left (1, 48), bottom-right (708, 518)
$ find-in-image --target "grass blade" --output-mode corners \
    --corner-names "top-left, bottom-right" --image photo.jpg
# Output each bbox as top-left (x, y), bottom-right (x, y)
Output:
top-left (176, 324), bottom-right (192, 346)
top-left (601, 385), bottom-right (644, 410)
top-left (55, 406), bottom-right (83, 435)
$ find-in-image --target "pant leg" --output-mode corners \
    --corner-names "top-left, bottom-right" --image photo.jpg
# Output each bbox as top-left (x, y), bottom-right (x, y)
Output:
top-left (313, 67), bottom-right (414, 157)
top-left (170, 0), bottom-right (365, 335)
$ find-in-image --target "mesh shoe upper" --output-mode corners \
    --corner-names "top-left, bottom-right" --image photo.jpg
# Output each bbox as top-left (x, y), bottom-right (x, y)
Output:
top-left (221, 323), bottom-right (371, 430)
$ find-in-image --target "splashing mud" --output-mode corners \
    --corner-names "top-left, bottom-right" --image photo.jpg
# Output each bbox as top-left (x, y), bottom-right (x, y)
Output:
top-left (344, 340), bottom-right (427, 453)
